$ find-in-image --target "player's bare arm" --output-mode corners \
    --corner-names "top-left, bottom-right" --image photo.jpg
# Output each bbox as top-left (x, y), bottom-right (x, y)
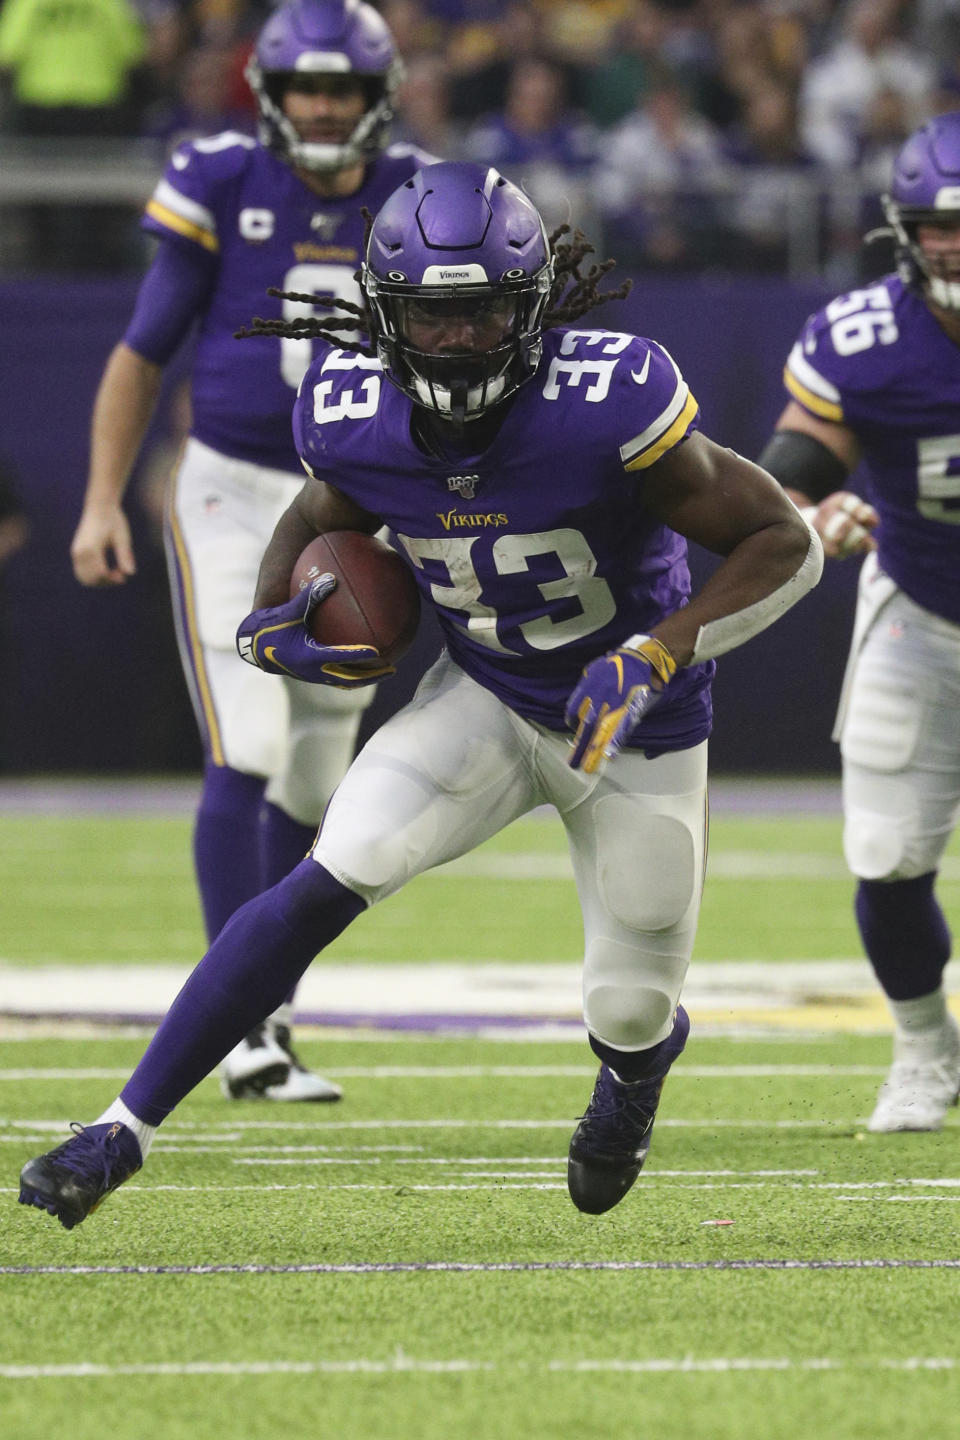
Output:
top-left (639, 431), bottom-right (823, 666)
top-left (71, 342), bottom-right (163, 586)
top-left (760, 400), bottom-right (877, 559)
top-left (252, 478), bottom-right (380, 608)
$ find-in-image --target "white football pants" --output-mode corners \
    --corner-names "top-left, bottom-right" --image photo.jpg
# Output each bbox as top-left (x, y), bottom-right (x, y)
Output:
top-left (837, 553), bottom-right (960, 881)
top-left (312, 653), bottom-right (708, 1052)
top-left (165, 438), bottom-right (374, 825)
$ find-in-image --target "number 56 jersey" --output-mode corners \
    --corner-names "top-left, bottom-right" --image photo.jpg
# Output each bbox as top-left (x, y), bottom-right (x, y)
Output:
top-left (294, 327), bottom-right (715, 755)
top-left (783, 274), bottom-right (960, 623)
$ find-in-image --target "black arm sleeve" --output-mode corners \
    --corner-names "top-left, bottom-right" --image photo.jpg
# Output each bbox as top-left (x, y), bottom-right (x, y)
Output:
top-left (756, 429), bottom-right (851, 504)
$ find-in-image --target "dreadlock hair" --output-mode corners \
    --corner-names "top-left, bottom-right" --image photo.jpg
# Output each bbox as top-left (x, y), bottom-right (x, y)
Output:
top-left (234, 216), bottom-right (633, 352)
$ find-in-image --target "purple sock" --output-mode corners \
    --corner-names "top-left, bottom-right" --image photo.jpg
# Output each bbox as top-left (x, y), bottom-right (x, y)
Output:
top-left (855, 874), bottom-right (951, 1001)
top-left (259, 801), bottom-right (321, 1006)
top-left (193, 763), bottom-right (266, 941)
top-left (259, 800), bottom-right (318, 890)
top-left (121, 859), bottom-right (365, 1125)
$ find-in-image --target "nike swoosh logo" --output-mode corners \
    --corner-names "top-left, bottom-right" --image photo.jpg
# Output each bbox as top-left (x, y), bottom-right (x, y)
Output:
top-left (631, 352), bottom-right (651, 385)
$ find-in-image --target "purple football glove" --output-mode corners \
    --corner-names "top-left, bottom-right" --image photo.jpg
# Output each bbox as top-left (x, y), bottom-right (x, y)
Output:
top-left (565, 634), bottom-right (677, 773)
top-left (236, 573), bottom-right (394, 688)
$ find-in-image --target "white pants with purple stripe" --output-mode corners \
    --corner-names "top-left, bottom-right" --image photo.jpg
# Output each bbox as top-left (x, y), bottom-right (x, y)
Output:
top-left (165, 437), bottom-right (374, 825)
top-left (837, 553), bottom-right (960, 881)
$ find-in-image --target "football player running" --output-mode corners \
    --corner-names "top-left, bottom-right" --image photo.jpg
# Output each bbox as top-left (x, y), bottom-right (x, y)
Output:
top-left (68, 0), bottom-right (434, 1103)
top-left (759, 112), bottom-right (960, 1133)
top-left (22, 163), bottom-right (822, 1227)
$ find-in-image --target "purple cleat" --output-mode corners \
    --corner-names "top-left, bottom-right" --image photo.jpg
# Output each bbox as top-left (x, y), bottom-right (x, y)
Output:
top-left (568, 1005), bottom-right (690, 1214)
top-left (19, 1122), bottom-right (142, 1229)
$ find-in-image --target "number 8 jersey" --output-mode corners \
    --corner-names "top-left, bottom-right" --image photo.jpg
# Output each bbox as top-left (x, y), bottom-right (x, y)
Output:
top-left (142, 132), bottom-right (432, 472)
top-left (783, 273), bottom-right (960, 623)
top-left (294, 327), bottom-right (714, 755)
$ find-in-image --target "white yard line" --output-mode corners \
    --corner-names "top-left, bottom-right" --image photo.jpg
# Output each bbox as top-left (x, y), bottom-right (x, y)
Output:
top-left (0, 1116), bottom-right (865, 1132)
top-left (0, 1064), bottom-right (891, 1080)
top-left (2, 1354), bottom-right (956, 1379)
top-left (1, 1258), bottom-right (959, 1278)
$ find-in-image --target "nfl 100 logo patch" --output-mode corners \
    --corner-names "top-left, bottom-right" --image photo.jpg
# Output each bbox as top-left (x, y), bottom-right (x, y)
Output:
top-left (447, 474), bottom-right (479, 499)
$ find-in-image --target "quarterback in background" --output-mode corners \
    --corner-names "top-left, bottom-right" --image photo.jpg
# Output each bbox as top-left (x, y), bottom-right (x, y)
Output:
top-left (21, 163), bottom-right (821, 1228)
top-left (68, 0), bottom-right (433, 1102)
top-left (759, 112), bottom-right (960, 1133)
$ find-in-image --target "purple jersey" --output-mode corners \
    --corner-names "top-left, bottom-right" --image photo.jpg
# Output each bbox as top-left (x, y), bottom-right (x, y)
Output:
top-left (140, 133), bottom-right (432, 472)
top-left (784, 274), bottom-right (960, 622)
top-left (293, 327), bottom-right (714, 751)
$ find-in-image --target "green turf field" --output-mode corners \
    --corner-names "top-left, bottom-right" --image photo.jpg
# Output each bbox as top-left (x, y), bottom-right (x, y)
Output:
top-left (7, 804), bottom-right (953, 966)
top-left (2, 791), bottom-right (960, 1438)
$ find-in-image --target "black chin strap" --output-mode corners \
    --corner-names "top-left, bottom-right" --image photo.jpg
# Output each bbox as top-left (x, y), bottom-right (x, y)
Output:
top-left (448, 377), bottom-right (469, 429)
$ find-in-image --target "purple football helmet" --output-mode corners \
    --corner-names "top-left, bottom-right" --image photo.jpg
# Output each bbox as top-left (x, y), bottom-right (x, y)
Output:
top-left (362, 163), bottom-right (553, 423)
top-left (883, 112), bottom-right (960, 311)
top-left (246, 0), bottom-right (402, 173)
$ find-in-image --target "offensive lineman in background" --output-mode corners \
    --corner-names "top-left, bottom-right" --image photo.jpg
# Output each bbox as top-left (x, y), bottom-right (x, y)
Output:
top-left (69, 0), bottom-right (434, 1102)
top-left (759, 112), bottom-right (960, 1132)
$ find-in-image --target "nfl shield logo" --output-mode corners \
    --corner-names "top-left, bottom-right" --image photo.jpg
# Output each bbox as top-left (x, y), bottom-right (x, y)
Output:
top-left (447, 474), bottom-right (479, 499)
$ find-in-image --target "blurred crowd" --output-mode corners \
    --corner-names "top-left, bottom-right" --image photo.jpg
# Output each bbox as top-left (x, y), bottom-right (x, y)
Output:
top-left (3, 0), bottom-right (960, 276)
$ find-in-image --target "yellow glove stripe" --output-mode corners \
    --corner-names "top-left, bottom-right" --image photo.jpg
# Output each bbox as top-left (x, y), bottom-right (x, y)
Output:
top-left (321, 661), bottom-right (395, 683)
top-left (581, 709), bottom-right (623, 773)
top-left (261, 645), bottom-right (299, 677)
top-left (252, 617), bottom-right (302, 668)
top-left (622, 635), bottom-right (677, 686)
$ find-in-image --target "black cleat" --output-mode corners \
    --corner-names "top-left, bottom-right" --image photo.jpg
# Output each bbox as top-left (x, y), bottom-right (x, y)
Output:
top-left (568, 1005), bottom-right (689, 1214)
top-left (19, 1122), bottom-right (142, 1229)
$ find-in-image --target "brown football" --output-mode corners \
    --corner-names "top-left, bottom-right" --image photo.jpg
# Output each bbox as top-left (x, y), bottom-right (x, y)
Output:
top-left (288, 531), bottom-right (421, 669)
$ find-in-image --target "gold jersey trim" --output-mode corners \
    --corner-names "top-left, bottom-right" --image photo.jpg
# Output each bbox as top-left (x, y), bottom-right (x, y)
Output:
top-left (783, 365), bottom-right (844, 423)
top-left (624, 390), bottom-right (699, 471)
top-left (145, 200), bottom-right (219, 253)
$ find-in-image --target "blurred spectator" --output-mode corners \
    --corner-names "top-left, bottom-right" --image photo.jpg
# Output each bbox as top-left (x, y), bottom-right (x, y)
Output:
top-left (799, 0), bottom-right (934, 167)
top-left (0, 0), bottom-right (146, 137)
top-left (911, 0), bottom-right (960, 55)
top-left (722, 80), bottom-right (821, 273)
top-left (539, 0), bottom-right (632, 66)
top-left (137, 2), bottom-right (196, 118)
top-left (582, 0), bottom-right (672, 128)
top-left (463, 55), bottom-right (598, 230)
top-left (592, 72), bottom-right (727, 268)
top-left (379, 0), bottom-right (448, 62)
top-left (463, 56), bottom-right (597, 170)
top-left (447, 2), bottom-right (546, 121)
top-left (929, 62), bottom-right (960, 118)
top-left (0, 0), bottom-right (149, 269)
top-left (143, 42), bottom-right (255, 151)
top-left (693, 3), bottom-right (806, 132)
top-left (392, 52), bottom-right (464, 155)
top-left (857, 82), bottom-right (915, 189)
top-left (2, 0), bottom-right (958, 283)
top-left (429, 0), bottom-right (503, 89)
